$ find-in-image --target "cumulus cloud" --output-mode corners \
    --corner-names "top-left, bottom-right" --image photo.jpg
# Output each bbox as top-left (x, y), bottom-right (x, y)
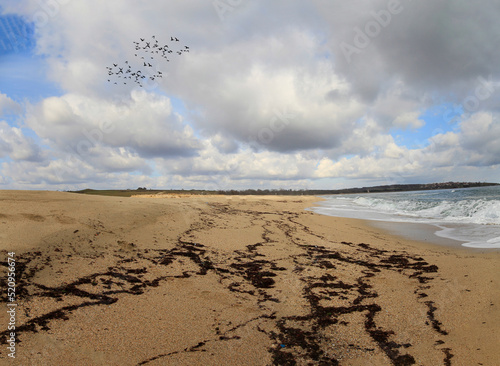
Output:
top-left (168, 30), bottom-right (365, 152)
top-left (0, 121), bottom-right (43, 161)
top-left (325, 0), bottom-right (500, 101)
top-left (0, 93), bottom-right (22, 116)
top-left (392, 112), bottom-right (424, 130)
top-left (26, 91), bottom-right (201, 158)
top-left (458, 112), bottom-right (500, 165)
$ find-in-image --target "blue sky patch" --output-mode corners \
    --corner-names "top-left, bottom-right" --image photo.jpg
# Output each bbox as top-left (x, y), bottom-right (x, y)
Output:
top-left (0, 14), bottom-right (62, 105)
top-left (391, 103), bottom-right (462, 149)
top-left (0, 14), bottom-right (35, 56)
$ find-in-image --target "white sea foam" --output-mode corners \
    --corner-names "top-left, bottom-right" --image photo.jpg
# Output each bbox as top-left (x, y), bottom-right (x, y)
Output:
top-left (462, 236), bottom-right (500, 249)
top-left (309, 186), bottom-right (500, 249)
top-left (349, 196), bottom-right (500, 225)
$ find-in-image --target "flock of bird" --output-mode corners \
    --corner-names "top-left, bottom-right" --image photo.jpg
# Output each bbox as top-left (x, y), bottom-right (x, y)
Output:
top-left (106, 35), bottom-right (189, 88)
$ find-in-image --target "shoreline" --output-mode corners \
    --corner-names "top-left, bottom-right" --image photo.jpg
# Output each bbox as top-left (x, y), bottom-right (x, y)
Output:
top-left (307, 192), bottom-right (500, 251)
top-left (0, 191), bottom-right (498, 365)
top-left (305, 197), bottom-right (466, 249)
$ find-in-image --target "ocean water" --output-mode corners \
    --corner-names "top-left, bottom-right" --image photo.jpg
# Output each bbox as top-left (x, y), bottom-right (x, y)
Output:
top-left (308, 185), bottom-right (500, 249)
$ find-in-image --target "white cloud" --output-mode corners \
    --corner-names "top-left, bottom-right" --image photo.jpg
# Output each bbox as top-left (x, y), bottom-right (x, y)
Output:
top-left (459, 112), bottom-right (500, 165)
top-left (393, 111), bottom-right (425, 130)
top-left (26, 91), bottom-right (201, 158)
top-left (210, 133), bottom-right (239, 154)
top-left (0, 121), bottom-right (43, 161)
top-left (84, 146), bottom-right (151, 173)
top-left (175, 51), bottom-right (364, 152)
top-left (0, 93), bottom-right (22, 116)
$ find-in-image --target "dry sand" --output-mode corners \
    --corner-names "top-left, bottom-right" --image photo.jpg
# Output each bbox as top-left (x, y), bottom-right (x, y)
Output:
top-left (0, 191), bottom-right (498, 365)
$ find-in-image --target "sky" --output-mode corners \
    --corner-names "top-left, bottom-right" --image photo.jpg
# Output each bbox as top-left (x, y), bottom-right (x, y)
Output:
top-left (0, 0), bottom-right (499, 191)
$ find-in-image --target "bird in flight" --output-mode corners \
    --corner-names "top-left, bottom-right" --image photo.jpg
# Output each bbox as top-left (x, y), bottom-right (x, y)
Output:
top-left (107, 35), bottom-right (189, 88)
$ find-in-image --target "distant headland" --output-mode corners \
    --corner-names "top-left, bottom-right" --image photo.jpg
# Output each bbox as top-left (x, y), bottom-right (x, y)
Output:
top-left (71, 181), bottom-right (499, 197)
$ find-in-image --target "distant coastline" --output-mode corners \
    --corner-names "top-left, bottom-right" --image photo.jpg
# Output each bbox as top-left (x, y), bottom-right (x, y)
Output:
top-left (71, 181), bottom-right (499, 197)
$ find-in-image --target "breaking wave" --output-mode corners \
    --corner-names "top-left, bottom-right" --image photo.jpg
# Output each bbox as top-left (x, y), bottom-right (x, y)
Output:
top-left (350, 196), bottom-right (500, 225)
top-left (310, 186), bottom-right (500, 249)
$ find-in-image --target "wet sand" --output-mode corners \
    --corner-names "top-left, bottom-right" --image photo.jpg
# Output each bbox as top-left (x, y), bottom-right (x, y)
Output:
top-left (0, 191), bottom-right (498, 365)
top-left (367, 221), bottom-right (467, 248)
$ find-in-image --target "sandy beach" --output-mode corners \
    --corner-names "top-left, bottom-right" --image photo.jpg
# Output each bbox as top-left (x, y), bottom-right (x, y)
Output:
top-left (0, 191), bottom-right (498, 365)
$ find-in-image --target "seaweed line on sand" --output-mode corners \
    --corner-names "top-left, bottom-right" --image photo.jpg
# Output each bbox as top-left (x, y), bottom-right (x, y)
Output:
top-left (0, 203), bottom-right (453, 365)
